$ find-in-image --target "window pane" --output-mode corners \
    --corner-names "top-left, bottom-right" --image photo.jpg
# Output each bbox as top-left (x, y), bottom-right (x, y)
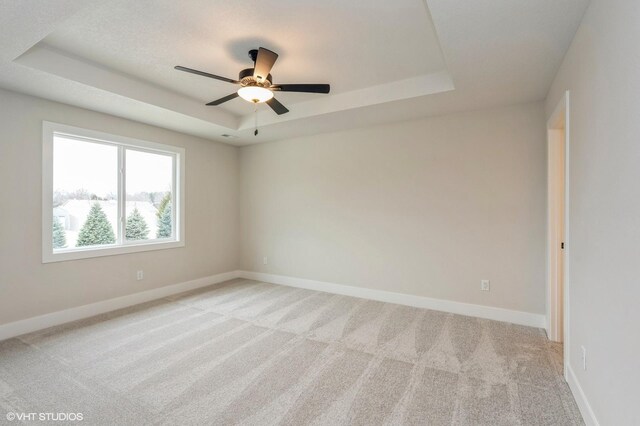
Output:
top-left (53, 136), bottom-right (118, 249)
top-left (125, 149), bottom-right (173, 242)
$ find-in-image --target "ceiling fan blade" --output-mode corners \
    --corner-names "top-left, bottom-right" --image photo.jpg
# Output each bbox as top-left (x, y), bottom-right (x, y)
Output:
top-left (272, 84), bottom-right (330, 94)
top-left (266, 97), bottom-right (289, 115)
top-left (175, 66), bottom-right (238, 84)
top-left (253, 47), bottom-right (278, 82)
top-left (206, 92), bottom-right (239, 106)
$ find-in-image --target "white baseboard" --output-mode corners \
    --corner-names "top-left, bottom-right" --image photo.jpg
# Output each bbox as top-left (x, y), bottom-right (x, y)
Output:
top-left (1, 269), bottom-right (545, 341)
top-left (239, 271), bottom-right (545, 328)
top-left (566, 364), bottom-right (600, 426)
top-left (0, 270), bottom-right (241, 342)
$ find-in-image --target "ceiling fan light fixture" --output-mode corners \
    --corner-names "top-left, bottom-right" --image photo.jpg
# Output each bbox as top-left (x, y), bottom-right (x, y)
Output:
top-left (237, 86), bottom-right (274, 103)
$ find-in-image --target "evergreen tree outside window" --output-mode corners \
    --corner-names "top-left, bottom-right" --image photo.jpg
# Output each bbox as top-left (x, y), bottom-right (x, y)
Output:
top-left (76, 203), bottom-right (116, 246)
top-left (52, 216), bottom-right (67, 249)
top-left (126, 208), bottom-right (150, 241)
top-left (157, 201), bottom-right (172, 238)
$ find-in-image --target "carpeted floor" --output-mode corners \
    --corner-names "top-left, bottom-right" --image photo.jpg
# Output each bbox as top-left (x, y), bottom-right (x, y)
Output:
top-left (0, 279), bottom-right (583, 425)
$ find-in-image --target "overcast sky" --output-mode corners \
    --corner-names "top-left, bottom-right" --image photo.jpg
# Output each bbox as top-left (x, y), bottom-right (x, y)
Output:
top-left (53, 136), bottom-right (172, 196)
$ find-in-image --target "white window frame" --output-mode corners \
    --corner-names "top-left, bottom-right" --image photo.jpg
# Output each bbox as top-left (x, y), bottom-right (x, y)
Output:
top-left (42, 121), bottom-right (185, 263)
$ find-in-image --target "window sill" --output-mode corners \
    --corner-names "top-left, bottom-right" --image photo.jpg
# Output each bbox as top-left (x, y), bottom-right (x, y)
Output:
top-left (42, 240), bottom-right (185, 263)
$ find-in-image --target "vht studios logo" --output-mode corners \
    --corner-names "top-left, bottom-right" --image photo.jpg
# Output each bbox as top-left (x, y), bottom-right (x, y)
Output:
top-left (6, 412), bottom-right (84, 422)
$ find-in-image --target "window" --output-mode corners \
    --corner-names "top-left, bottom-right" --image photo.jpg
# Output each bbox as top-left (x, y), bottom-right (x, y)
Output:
top-left (42, 122), bottom-right (184, 262)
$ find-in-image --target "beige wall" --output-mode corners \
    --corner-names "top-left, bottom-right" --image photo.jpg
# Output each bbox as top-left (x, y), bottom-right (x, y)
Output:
top-left (0, 88), bottom-right (240, 325)
top-left (546, 0), bottom-right (640, 424)
top-left (0, 90), bottom-right (549, 326)
top-left (240, 102), bottom-right (547, 314)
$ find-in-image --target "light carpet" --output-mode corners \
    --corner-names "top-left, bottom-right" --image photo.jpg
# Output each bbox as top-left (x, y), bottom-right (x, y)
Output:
top-left (0, 279), bottom-right (583, 425)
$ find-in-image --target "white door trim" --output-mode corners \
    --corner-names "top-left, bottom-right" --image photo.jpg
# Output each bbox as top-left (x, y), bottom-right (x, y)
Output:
top-left (546, 90), bottom-right (570, 379)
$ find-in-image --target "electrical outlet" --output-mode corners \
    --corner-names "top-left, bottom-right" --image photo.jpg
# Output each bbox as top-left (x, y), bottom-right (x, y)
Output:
top-left (581, 346), bottom-right (587, 370)
top-left (136, 270), bottom-right (144, 281)
top-left (480, 280), bottom-right (490, 291)
top-left (263, 256), bottom-right (268, 265)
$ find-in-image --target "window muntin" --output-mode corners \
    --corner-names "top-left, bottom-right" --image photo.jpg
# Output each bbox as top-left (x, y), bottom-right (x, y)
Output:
top-left (43, 122), bottom-right (184, 262)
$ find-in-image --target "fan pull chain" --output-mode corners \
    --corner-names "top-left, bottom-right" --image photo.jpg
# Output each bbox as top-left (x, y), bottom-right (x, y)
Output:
top-left (254, 103), bottom-right (259, 136)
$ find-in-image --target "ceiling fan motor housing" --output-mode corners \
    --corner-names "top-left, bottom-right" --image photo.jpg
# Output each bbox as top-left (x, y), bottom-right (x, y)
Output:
top-left (239, 68), bottom-right (272, 87)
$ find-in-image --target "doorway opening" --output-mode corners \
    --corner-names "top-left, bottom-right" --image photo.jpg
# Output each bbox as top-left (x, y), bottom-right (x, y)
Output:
top-left (547, 91), bottom-right (570, 376)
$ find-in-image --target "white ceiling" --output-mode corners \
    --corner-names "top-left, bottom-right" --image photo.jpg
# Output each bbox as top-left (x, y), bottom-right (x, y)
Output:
top-left (0, 0), bottom-right (589, 145)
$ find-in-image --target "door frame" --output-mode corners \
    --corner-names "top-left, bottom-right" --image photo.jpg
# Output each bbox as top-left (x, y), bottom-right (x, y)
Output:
top-left (546, 90), bottom-right (570, 378)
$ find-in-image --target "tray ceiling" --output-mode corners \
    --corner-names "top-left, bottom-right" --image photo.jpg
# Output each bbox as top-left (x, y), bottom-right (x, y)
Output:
top-left (0, 0), bottom-right (589, 145)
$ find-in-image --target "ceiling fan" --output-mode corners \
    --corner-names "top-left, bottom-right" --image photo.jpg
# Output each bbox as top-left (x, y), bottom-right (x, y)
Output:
top-left (175, 47), bottom-right (330, 116)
